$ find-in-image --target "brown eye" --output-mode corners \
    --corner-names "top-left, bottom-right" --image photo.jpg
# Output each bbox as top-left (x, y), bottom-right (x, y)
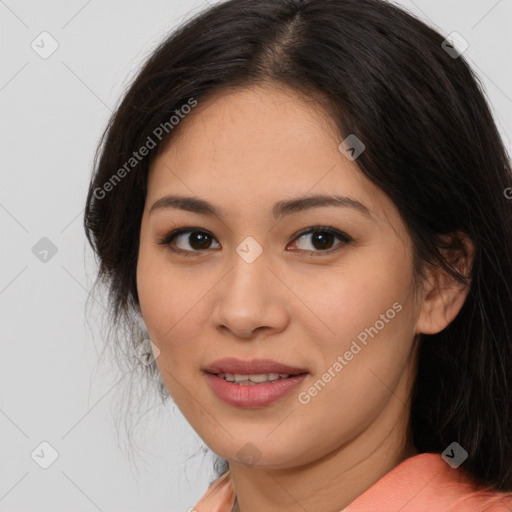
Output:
top-left (289, 227), bottom-right (351, 256)
top-left (305, 231), bottom-right (335, 250)
top-left (158, 228), bottom-right (220, 256)
top-left (158, 226), bottom-right (351, 257)
top-left (178, 231), bottom-right (216, 250)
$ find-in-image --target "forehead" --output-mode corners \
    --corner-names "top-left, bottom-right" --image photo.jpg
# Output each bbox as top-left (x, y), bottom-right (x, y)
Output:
top-left (164, 83), bottom-right (342, 160)
top-left (146, 84), bottom-right (402, 231)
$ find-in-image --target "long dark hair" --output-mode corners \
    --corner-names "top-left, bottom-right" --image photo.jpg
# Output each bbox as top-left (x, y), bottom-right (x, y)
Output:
top-left (84, 0), bottom-right (512, 491)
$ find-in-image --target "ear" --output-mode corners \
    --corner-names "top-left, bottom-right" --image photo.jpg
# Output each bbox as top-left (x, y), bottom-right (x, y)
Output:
top-left (414, 231), bottom-right (474, 336)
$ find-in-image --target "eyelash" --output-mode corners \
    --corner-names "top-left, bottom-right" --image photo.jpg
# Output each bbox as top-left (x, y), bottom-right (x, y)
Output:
top-left (157, 226), bottom-right (352, 258)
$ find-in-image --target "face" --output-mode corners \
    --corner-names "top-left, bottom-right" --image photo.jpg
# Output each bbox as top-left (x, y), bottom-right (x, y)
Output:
top-left (136, 83), bottom-right (425, 469)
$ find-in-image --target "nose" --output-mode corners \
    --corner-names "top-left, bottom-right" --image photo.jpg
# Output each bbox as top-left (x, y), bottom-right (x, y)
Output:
top-left (211, 247), bottom-right (289, 340)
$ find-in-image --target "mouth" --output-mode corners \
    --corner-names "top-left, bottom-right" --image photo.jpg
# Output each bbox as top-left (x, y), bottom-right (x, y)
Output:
top-left (213, 371), bottom-right (305, 385)
top-left (203, 358), bottom-right (309, 407)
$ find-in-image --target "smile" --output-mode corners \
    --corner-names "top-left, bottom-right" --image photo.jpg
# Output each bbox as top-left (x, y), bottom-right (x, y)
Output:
top-left (217, 372), bottom-right (292, 384)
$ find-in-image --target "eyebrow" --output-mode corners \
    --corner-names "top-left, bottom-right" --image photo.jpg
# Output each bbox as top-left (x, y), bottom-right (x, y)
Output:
top-left (149, 194), bottom-right (374, 221)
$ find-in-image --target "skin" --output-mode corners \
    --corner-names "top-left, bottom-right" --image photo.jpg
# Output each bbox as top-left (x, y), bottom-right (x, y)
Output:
top-left (136, 83), bottom-right (473, 512)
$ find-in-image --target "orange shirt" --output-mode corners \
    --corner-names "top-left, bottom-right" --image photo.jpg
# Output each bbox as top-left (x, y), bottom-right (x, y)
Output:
top-left (191, 452), bottom-right (512, 512)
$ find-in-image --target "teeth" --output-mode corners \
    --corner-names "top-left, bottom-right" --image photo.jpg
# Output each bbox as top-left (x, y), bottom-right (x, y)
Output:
top-left (217, 372), bottom-right (291, 384)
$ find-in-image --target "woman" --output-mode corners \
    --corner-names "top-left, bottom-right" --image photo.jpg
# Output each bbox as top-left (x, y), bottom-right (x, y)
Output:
top-left (84, 0), bottom-right (512, 510)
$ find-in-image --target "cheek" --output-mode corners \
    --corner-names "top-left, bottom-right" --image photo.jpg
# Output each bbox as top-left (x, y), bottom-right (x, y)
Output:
top-left (138, 271), bottom-right (199, 347)
top-left (289, 253), bottom-right (412, 349)
top-left (285, 282), bottom-right (416, 463)
top-left (299, 266), bottom-right (416, 396)
top-left (136, 254), bottom-right (202, 408)
top-left (136, 245), bottom-right (184, 348)
top-left (289, 252), bottom-right (418, 411)
top-left (136, 246), bottom-right (214, 373)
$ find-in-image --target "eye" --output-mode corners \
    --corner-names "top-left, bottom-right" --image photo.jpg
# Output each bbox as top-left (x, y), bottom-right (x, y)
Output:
top-left (158, 228), bottom-right (220, 256)
top-left (288, 226), bottom-right (351, 256)
top-left (157, 226), bottom-right (351, 257)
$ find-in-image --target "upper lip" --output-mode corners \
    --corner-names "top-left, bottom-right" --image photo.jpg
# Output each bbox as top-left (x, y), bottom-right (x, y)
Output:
top-left (204, 358), bottom-right (308, 375)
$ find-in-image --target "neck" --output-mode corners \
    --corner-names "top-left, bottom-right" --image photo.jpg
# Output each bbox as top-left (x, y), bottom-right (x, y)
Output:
top-left (228, 407), bottom-right (418, 512)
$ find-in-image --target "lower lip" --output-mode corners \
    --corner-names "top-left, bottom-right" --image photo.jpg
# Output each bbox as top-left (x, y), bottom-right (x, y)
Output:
top-left (205, 373), bottom-right (308, 408)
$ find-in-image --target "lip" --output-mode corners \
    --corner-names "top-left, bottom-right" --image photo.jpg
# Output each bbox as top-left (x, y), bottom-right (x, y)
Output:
top-left (205, 373), bottom-right (308, 408)
top-left (203, 357), bottom-right (308, 375)
top-left (203, 358), bottom-right (309, 408)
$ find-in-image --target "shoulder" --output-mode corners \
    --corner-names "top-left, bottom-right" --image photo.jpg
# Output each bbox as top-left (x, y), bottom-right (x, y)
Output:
top-left (190, 454), bottom-right (512, 512)
top-left (343, 452), bottom-right (512, 512)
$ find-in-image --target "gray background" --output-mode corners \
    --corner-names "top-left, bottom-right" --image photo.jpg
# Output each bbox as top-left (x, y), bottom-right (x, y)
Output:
top-left (1, 1), bottom-right (511, 511)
